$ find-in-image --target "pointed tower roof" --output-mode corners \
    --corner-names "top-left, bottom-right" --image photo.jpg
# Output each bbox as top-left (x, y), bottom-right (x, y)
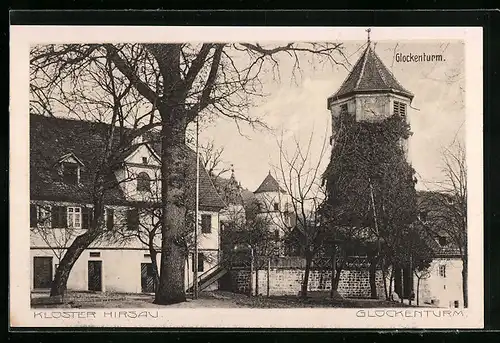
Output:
top-left (327, 42), bottom-right (414, 107)
top-left (254, 171), bottom-right (285, 194)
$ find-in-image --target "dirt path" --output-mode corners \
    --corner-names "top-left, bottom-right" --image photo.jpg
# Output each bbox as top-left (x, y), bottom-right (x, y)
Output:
top-left (32, 290), bottom-right (411, 309)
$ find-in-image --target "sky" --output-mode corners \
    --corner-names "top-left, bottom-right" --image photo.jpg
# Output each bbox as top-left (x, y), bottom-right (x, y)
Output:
top-left (195, 40), bottom-right (465, 192)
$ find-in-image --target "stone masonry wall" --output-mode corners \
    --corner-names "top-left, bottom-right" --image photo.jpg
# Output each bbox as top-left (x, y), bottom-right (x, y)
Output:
top-left (230, 267), bottom-right (388, 299)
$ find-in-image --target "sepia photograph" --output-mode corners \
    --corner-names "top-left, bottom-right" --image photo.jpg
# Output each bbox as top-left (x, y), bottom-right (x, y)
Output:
top-left (10, 25), bottom-right (483, 328)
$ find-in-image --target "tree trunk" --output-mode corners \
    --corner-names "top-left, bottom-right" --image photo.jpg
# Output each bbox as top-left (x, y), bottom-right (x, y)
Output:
top-left (369, 258), bottom-right (378, 299)
top-left (382, 262), bottom-right (389, 300)
top-left (301, 253), bottom-right (313, 298)
top-left (149, 247), bottom-right (160, 294)
top-left (50, 202), bottom-right (104, 297)
top-left (416, 277), bottom-right (420, 306)
top-left (330, 245), bottom-right (337, 298)
top-left (50, 230), bottom-right (100, 297)
top-left (255, 267), bottom-right (259, 296)
top-left (154, 115), bottom-right (188, 305)
top-left (389, 267), bottom-right (394, 300)
top-left (462, 257), bottom-right (468, 308)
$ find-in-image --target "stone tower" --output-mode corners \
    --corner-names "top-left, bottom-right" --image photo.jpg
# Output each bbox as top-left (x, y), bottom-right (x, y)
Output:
top-left (327, 34), bottom-right (414, 155)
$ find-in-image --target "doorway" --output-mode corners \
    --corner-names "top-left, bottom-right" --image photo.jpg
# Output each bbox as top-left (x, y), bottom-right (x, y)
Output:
top-left (141, 263), bottom-right (155, 293)
top-left (88, 260), bottom-right (102, 291)
top-left (33, 256), bottom-right (53, 289)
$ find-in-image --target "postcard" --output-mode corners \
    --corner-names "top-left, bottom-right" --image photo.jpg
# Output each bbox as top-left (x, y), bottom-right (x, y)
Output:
top-left (9, 25), bottom-right (483, 329)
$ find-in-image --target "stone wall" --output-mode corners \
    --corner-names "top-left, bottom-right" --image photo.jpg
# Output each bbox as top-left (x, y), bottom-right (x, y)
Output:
top-left (228, 267), bottom-right (388, 299)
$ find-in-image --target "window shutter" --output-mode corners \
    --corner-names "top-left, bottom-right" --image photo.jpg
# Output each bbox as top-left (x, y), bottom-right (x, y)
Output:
top-left (51, 206), bottom-right (67, 228)
top-left (201, 214), bottom-right (212, 234)
top-left (30, 204), bottom-right (37, 227)
top-left (127, 208), bottom-right (139, 230)
top-left (82, 207), bottom-right (93, 230)
top-left (60, 206), bottom-right (68, 228)
top-left (198, 253), bottom-right (204, 272)
top-left (106, 208), bottom-right (114, 230)
top-left (340, 103), bottom-right (348, 114)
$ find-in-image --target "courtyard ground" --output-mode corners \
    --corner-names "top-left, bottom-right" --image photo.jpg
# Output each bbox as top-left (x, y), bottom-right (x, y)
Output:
top-left (31, 290), bottom-right (415, 309)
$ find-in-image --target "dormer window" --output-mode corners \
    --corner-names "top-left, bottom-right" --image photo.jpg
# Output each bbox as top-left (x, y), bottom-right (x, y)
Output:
top-left (57, 153), bottom-right (83, 185)
top-left (438, 235), bottom-right (448, 246)
top-left (63, 162), bottom-right (79, 185)
top-left (393, 101), bottom-right (407, 117)
top-left (137, 172), bottom-right (151, 192)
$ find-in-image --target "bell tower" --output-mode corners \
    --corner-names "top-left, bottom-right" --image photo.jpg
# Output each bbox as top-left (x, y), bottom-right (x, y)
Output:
top-left (327, 29), bottom-right (414, 153)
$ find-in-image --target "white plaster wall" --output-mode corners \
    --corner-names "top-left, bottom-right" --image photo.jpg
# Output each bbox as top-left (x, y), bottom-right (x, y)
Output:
top-left (329, 97), bottom-right (356, 118)
top-left (196, 210), bottom-right (220, 251)
top-left (31, 248), bottom-right (220, 293)
top-left (329, 93), bottom-right (411, 124)
top-left (417, 258), bottom-right (464, 308)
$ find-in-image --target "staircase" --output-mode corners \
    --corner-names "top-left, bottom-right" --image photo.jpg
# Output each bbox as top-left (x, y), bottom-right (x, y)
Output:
top-left (186, 259), bottom-right (230, 294)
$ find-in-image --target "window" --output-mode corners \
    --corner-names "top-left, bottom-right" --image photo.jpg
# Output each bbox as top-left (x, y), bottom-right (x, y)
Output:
top-left (438, 236), bottom-right (447, 246)
top-left (454, 300), bottom-right (459, 308)
top-left (62, 162), bottom-right (79, 185)
top-left (201, 214), bottom-right (212, 234)
top-left (192, 253), bottom-right (204, 272)
top-left (82, 207), bottom-right (93, 230)
top-left (51, 206), bottom-right (67, 228)
top-left (142, 157), bottom-right (148, 165)
top-left (439, 265), bottom-right (446, 278)
top-left (127, 208), bottom-right (139, 230)
top-left (144, 254), bottom-right (151, 258)
top-left (30, 204), bottom-right (38, 227)
top-left (273, 203), bottom-right (279, 211)
top-left (340, 103), bottom-right (348, 114)
top-left (89, 252), bottom-right (100, 258)
top-left (106, 208), bottom-right (114, 230)
top-left (137, 172), bottom-right (151, 192)
top-left (67, 207), bottom-right (82, 229)
top-left (393, 101), bottom-right (407, 117)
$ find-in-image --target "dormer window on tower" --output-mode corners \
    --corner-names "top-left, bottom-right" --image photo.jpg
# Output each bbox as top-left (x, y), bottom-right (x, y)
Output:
top-left (393, 101), bottom-right (407, 117)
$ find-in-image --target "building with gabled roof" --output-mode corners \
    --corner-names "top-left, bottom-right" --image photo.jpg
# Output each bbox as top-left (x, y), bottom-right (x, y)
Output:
top-left (30, 113), bottom-right (225, 295)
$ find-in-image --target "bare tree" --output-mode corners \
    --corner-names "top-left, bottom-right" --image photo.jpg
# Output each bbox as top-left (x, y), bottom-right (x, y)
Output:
top-left (30, 49), bottom-right (156, 297)
top-left (199, 140), bottom-right (232, 182)
top-left (30, 42), bottom-right (347, 304)
top-left (273, 128), bottom-right (329, 298)
top-left (419, 142), bottom-right (467, 307)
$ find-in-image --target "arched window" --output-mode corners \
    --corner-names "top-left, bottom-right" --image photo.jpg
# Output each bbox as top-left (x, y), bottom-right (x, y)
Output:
top-left (137, 172), bottom-right (151, 192)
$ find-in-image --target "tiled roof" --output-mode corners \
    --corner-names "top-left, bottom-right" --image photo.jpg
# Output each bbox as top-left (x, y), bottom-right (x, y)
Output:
top-left (213, 174), bottom-right (245, 206)
top-left (328, 44), bottom-right (414, 104)
top-left (416, 191), bottom-right (464, 258)
top-left (30, 114), bottom-right (225, 210)
top-left (254, 172), bottom-right (285, 194)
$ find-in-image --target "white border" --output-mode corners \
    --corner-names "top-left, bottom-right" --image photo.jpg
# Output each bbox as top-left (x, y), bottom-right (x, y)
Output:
top-left (10, 26), bottom-right (483, 329)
